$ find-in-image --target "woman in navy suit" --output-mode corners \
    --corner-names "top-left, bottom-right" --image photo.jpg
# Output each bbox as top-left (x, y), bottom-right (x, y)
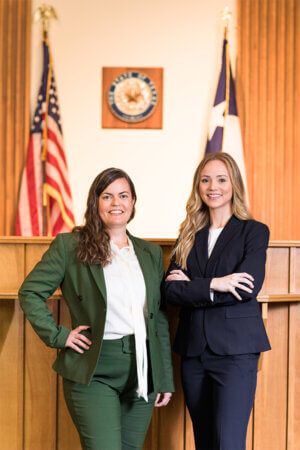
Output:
top-left (163, 152), bottom-right (271, 450)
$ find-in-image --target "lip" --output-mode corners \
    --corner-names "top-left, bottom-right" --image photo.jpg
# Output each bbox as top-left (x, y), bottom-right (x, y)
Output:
top-left (109, 210), bottom-right (124, 214)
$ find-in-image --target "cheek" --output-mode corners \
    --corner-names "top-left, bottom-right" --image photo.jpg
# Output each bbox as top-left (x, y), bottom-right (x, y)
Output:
top-left (98, 201), bottom-right (106, 217)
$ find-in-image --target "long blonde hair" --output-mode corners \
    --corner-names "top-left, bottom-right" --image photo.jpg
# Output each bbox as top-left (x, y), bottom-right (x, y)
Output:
top-left (173, 152), bottom-right (252, 269)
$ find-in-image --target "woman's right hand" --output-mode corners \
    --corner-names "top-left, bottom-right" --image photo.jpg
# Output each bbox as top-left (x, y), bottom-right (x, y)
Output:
top-left (210, 273), bottom-right (254, 301)
top-left (65, 325), bottom-right (92, 354)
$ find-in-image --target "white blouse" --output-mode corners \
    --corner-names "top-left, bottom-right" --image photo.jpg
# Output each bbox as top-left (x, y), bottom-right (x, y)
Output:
top-left (208, 227), bottom-right (224, 301)
top-left (103, 239), bottom-right (147, 339)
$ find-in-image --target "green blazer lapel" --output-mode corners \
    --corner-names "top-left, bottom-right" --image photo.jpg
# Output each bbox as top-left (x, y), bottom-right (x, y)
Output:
top-left (88, 264), bottom-right (107, 304)
top-left (130, 235), bottom-right (154, 311)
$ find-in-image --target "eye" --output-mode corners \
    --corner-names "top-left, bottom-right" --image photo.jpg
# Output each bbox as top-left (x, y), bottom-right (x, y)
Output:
top-left (120, 193), bottom-right (129, 199)
top-left (219, 178), bottom-right (227, 183)
top-left (102, 194), bottom-right (111, 200)
top-left (201, 178), bottom-right (209, 183)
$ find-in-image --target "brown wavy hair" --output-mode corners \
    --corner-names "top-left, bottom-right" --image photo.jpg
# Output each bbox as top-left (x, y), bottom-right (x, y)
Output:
top-left (173, 152), bottom-right (252, 269)
top-left (73, 168), bottom-right (136, 266)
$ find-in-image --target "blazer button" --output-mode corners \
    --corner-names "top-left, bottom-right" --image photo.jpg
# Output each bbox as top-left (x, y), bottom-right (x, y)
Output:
top-left (155, 331), bottom-right (158, 337)
top-left (149, 313), bottom-right (154, 319)
top-left (78, 295), bottom-right (83, 301)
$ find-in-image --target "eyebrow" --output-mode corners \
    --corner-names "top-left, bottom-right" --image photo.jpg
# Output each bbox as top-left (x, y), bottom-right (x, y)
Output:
top-left (201, 174), bottom-right (229, 178)
top-left (102, 190), bottom-right (130, 195)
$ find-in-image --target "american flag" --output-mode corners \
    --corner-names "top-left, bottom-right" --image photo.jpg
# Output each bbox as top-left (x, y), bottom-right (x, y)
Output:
top-left (205, 38), bottom-right (247, 188)
top-left (15, 39), bottom-right (75, 236)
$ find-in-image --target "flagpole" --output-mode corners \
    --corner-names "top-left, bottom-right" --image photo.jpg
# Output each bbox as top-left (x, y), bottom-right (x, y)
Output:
top-left (221, 7), bottom-right (232, 152)
top-left (33, 4), bottom-right (57, 236)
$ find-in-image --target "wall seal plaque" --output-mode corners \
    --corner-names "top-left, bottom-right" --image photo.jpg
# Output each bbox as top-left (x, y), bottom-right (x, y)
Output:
top-left (102, 67), bottom-right (163, 129)
top-left (108, 72), bottom-right (157, 123)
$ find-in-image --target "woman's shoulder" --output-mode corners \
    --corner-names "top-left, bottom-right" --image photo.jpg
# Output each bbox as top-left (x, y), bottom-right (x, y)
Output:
top-left (242, 218), bottom-right (269, 234)
top-left (52, 231), bottom-right (79, 251)
top-left (130, 235), bottom-right (162, 256)
top-left (236, 218), bottom-right (270, 242)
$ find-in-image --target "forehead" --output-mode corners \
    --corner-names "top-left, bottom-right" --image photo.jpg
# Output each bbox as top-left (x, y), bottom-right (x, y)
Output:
top-left (201, 159), bottom-right (229, 176)
top-left (103, 177), bottom-right (131, 193)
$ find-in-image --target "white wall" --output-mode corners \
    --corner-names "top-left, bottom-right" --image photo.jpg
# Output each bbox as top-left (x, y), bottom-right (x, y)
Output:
top-left (31, 0), bottom-right (237, 238)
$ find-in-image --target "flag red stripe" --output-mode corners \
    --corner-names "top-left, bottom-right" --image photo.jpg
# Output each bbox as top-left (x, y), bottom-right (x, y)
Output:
top-left (46, 152), bottom-right (72, 196)
top-left (47, 128), bottom-right (67, 165)
top-left (26, 138), bottom-right (40, 235)
top-left (52, 214), bottom-right (64, 236)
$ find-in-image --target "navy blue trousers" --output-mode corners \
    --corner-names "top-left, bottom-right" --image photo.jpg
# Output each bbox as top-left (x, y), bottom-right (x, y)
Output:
top-left (181, 346), bottom-right (259, 450)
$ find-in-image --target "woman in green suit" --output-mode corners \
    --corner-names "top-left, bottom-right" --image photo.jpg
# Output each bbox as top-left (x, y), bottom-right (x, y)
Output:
top-left (19, 168), bottom-right (174, 450)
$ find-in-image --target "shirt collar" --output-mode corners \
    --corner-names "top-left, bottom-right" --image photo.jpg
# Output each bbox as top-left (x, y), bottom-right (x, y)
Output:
top-left (110, 238), bottom-right (134, 256)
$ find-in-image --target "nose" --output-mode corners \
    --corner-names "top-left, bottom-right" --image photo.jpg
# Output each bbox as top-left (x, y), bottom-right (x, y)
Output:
top-left (208, 180), bottom-right (217, 190)
top-left (111, 196), bottom-right (119, 206)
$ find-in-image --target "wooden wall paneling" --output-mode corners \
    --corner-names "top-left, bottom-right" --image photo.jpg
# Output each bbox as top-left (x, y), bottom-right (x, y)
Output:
top-left (253, 304), bottom-right (288, 449)
top-left (275, 0), bottom-right (286, 239)
top-left (287, 303), bottom-right (300, 449)
top-left (0, 242), bottom-right (25, 449)
top-left (15, 0), bottom-right (31, 210)
top-left (290, 247), bottom-right (300, 292)
top-left (24, 242), bottom-right (49, 275)
top-left (256, 0), bottom-right (269, 226)
top-left (295, 0), bottom-right (300, 236)
top-left (265, 0), bottom-right (277, 233)
top-left (185, 408), bottom-right (195, 450)
top-left (24, 243), bottom-right (58, 449)
top-left (156, 312), bottom-right (185, 450)
top-left (262, 247), bottom-right (289, 294)
top-left (237, 0), bottom-right (300, 240)
top-left (0, 0), bottom-right (31, 235)
top-left (5, 0), bottom-right (15, 235)
top-left (248, 0), bottom-right (260, 217)
top-left (0, 0), bottom-right (7, 234)
top-left (24, 301), bottom-right (58, 450)
top-left (0, 300), bottom-right (24, 450)
top-left (0, 243), bottom-right (25, 293)
top-left (285, 0), bottom-right (295, 238)
top-left (0, 239), bottom-right (299, 448)
top-left (236, 0), bottom-right (250, 200)
top-left (57, 299), bottom-right (81, 450)
top-left (144, 308), bottom-right (185, 450)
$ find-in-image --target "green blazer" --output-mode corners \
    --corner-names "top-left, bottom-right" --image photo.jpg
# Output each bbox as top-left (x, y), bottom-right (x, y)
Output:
top-left (19, 232), bottom-right (174, 393)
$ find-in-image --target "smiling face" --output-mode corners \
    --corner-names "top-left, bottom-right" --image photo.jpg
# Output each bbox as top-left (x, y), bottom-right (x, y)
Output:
top-left (98, 178), bottom-right (135, 232)
top-left (199, 159), bottom-right (233, 215)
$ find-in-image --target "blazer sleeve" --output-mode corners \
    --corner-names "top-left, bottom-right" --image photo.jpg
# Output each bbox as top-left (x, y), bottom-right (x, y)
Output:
top-left (18, 233), bottom-right (71, 348)
top-left (163, 222), bottom-right (269, 308)
top-left (156, 247), bottom-right (175, 392)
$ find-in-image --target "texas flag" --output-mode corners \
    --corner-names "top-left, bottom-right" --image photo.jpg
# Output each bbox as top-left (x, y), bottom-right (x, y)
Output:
top-left (205, 38), bottom-right (247, 189)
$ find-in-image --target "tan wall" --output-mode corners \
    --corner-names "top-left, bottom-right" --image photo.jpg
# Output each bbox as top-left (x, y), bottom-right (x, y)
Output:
top-left (0, 238), bottom-right (299, 450)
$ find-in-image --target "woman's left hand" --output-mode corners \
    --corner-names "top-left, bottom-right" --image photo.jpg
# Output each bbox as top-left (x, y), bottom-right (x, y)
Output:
top-left (165, 270), bottom-right (190, 281)
top-left (154, 392), bottom-right (172, 407)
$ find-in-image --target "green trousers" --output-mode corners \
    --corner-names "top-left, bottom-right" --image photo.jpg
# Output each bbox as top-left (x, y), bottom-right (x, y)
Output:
top-left (63, 335), bottom-right (156, 450)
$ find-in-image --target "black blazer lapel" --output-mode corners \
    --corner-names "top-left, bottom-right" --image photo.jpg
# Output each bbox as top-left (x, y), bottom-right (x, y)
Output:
top-left (205, 215), bottom-right (241, 275)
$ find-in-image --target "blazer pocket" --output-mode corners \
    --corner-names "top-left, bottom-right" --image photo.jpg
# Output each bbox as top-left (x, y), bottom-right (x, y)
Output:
top-left (225, 304), bottom-right (260, 319)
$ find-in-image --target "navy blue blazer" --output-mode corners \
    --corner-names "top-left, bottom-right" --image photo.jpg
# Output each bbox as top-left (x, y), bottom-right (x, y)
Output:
top-left (163, 215), bottom-right (271, 356)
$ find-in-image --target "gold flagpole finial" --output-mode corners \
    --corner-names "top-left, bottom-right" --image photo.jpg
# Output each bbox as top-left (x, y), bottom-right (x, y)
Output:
top-left (221, 7), bottom-right (232, 40)
top-left (33, 4), bottom-right (57, 38)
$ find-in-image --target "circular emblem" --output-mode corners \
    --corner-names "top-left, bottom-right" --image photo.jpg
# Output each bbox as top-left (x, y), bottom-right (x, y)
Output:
top-left (108, 72), bottom-right (158, 123)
